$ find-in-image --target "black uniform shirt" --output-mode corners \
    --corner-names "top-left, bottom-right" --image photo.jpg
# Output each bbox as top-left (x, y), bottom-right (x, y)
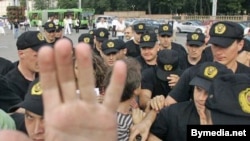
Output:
top-left (141, 67), bottom-right (172, 98)
top-left (0, 57), bottom-right (14, 75)
top-left (169, 62), bottom-right (250, 102)
top-left (125, 40), bottom-right (140, 58)
top-left (4, 67), bottom-right (32, 100)
top-left (0, 75), bottom-right (22, 112)
top-left (150, 101), bottom-right (199, 141)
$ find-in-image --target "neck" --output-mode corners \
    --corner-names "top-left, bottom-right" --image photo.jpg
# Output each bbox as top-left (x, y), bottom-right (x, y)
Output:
top-left (226, 61), bottom-right (238, 73)
top-left (198, 108), bottom-right (212, 125)
top-left (117, 100), bottom-right (132, 114)
top-left (188, 55), bottom-right (202, 65)
top-left (18, 63), bottom-right (36, 81)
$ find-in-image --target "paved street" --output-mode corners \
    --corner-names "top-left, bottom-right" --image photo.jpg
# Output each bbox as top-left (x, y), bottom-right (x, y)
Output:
top-left (0, 27), bottom-right (187, 62)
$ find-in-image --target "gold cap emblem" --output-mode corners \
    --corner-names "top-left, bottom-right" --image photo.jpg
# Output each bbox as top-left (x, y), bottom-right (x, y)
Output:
top-left (204, 66), bottom-right (218, 78)
top-left (31, 82), bottom-right (43, 95)
top-left (37, 32), bottom-right (45, 41)
top-left (164, 65), bottom-right (173, 71)
top-left (83, 37), bottom-right (90, 43)
top-left (191, 34), bottom-right (199, 40)
top-left (239, 88), bottom-right (250, 113)
top-left (214, 23), bottom-right (226, 34)
top-left (138, 24), bottom-right (144, 29)
top-left (143, 35), bottom-right (150, 41)
top-left (107, 41), bottom-right (115, 48)
top-left (163, 25), bottom-right (169, 31)
top-left (99, 31), bottom-right (105, 37)
top-left (48, 23), bottom-right (54, 28)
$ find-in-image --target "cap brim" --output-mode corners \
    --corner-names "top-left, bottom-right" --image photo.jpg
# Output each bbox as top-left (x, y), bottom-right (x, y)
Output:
top-left (31, 43), bottom-right (51, 52)
top-left (187, 41), bottom-right (204, 47)
top-left (134, 30), bottom-right (145, 34)
top-left (103, 48), bottom-right (119, 55)
top-left (96, 37), bottom-right (108, 42)
top-left (208, 37), bottom-right (235, 48)
top-left (189, 77), bottom-right (211, 91)
top-left (156, 67), bottom-right (182, 81)
top-left (159, 32), bottom-right (173, 36)
top-left (9, 100), bottom-right (43, 115)
top-left (140, 42), bottom-right (156, 48)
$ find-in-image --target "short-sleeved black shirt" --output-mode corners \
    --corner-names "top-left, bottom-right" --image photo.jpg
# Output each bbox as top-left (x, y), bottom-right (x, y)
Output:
top-left (4, 68), bottom-right (32, 100)
top-left (125, 40), bottom-right (140, 58)
top-left (0, 57), bottom-right (14, 75)
top-left (141, 67), bottom-right (172, 98)
top-left (169, 62), bottom-right (250, 102)
top-left (150, 101), bottom-right (199, 141)
top-left (0, 75), bottom-right (22, 112)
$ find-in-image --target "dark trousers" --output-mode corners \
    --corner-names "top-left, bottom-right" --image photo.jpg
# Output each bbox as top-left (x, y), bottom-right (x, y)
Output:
top-left (112, 25), bottom-right (116, 37)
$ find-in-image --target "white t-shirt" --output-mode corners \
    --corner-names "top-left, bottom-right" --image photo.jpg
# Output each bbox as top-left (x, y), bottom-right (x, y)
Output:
top-left (116, 21), bottom-right (126, 36)
top-left (96, 22), bottom-right (108, 29)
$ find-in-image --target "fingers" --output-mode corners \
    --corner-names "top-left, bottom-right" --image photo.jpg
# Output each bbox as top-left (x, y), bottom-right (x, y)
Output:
top-left (150, 95), bottom-right (165, 111)
top-left (54, 39), bottom-right (77, 102)
top-left (103, 60), bottom-right (127, 112)
top-left (39, 46), bottom-right (61, 112)
top-left (75, 43), bottom-right (96, 102)
top-left (0, 130), bottom-right (32, 141)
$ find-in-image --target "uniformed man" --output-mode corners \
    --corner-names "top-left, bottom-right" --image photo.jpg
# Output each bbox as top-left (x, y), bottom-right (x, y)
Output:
top-left (237, 37), bottom-right (250, 67)
top-left (55, 25), bottom-right (63, 39)
top-left (136, 33), bottom-right (159, 72)
top-left (43, 21), bottom-right (56, 45)
top-left (157, 23), bottom-right (188, 70)
top-left (78, 33), bottom-right (94, 49)
top-left (93, 28), bottom-right (109, 56)
top-left (9, 78), bottom-right (44, 140)
top-left (125, 23), bottom-right (146, 58)
top-left (4, 31), bottom-right (48, 100)
top-left (101, 39), bottom-right (121, 67)
top-left (165, 21), bottom-right (250, 106)
top-left (139, 49), bottom-right (182, 109)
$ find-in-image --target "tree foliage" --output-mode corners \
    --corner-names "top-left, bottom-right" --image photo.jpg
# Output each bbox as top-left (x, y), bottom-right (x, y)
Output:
top-left (57, 0), bottom-right (78, 8)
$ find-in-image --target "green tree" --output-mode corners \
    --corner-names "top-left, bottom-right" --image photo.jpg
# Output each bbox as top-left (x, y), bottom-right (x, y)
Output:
top-left (57, 0), bottom-right (78, 9)
top-left (34, 0), bottom-right (48, 10)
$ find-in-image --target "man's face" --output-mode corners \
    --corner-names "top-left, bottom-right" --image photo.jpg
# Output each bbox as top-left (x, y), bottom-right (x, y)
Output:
top-left (193, 86), bottom-right (208, 112)
top-left (158, 35), bottom-right (173, 49)
top-left (25, 110), bottom-right (44, 141)
top-left (133, 32), bottom-right (142, 43)
top-left (187, 44), bottom-right (205, 59)
top-left (140, 43), bottom-right (159, 63)
top-left (211, 40), bottom-right (244, 67)
top-left (237, 51), bottom-right (250, 67)
top-left (124, 27), bottom-right (133, 40)
top-left (19, 48), bottom-right (39, 72)
top-left (55, 30), bottom-right (63, 38)
top-left (44, 30), bottom-right (55, 42)
top-left (102, 52), bottom-right (119, 66)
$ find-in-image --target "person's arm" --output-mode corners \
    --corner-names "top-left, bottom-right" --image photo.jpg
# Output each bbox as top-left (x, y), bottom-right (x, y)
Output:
top-left (139, 89), bottom-right (152, 110)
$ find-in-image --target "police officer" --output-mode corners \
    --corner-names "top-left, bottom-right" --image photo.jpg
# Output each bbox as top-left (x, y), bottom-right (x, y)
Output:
top-left (9, 78), bottom-right (44, 140)
top-left (43, 21), bottom-right (56, 45)
top-left (101, 39), bottom-right (121, 67)
top-left (78, 33), bottom-right (94, 49)
top-left (139, 49), bottom-right (182, 109)
top-left (55, 25), bottom-right (63, 39)
top-left (4, 31), bottom-right (48, 100)
top-left (93, 28), bottom-right (109, 56)
top-left (157, 23), bottom-right (188, 70)
top-left (182, 32), bottom-right (212, 70)
top-left (165, 21), bottom-right (250, 106)
top-left (125, 23), bottom-right (146, 58)
top-left (237, 37), bottom-right (250, 67)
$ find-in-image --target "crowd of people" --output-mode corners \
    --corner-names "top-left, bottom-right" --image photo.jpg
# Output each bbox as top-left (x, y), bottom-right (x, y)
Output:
top-left (0, 16), bottom-right (250, 141)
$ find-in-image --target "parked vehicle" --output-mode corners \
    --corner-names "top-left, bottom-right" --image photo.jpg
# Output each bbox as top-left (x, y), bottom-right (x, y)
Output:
top-left (132, 19), bottom-right (161, 33)
top-left (176, 20), bottom-right (207, 33)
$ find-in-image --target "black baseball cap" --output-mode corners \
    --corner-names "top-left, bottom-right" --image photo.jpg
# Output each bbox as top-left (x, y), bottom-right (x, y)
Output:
top-left (158, 24), bottom-right (173, 36)
top-left (113, 39), bottom-right (126, 50)
top-left (43, 21), bottom-right (56, 32)
top-left (16, 31), bottom-right (48, 51)
top-left (78, 33), bottom-right (94, 46)
top-left (206, 73), bottom-right (250, 124)
top-left (55, 25), bottom-right (63, 31)
top-left (139, 33), bottom-right (157, 48)
top-left (187, 32), bottom-right (205, 47)
top-left (156, 49), bottom-right (182, 81)
top-left (133, 23), bottom-right (146, 34)
top-left (9, 78), bottom-right (43, 115)
top-left (95, 28), bottom-right (109, 42)
top-left (208, 21), bottom-right (244, 48)
top-left (189, 62), bottom-right (233, 92)
top-left (101, 39), bottom-right (119, 55)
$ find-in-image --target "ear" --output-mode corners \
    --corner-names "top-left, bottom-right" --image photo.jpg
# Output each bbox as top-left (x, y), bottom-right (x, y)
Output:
top-left (18, 50), bottom-right (25, 59)
top-left (237, 39), bottom-right (244, 52)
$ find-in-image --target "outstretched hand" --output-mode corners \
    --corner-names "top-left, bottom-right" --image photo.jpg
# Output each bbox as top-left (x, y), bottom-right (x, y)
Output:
top-left (0, 39), bottom-right (127, 141)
